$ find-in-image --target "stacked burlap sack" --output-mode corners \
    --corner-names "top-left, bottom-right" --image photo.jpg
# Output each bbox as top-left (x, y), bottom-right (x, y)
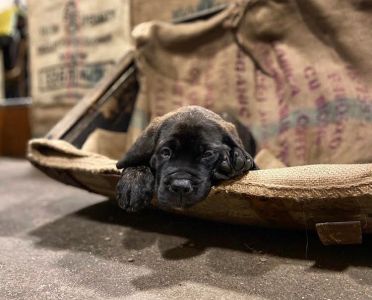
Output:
top-left (28, 0), bottom-right (372, 244)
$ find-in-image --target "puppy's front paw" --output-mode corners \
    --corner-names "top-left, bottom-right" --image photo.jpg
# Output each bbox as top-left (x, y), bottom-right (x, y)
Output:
top-left (213, 147), bottom-right (255, 181)
top-left (231, 147), bottom-right (254, 173)
top-left (116, 166), bottom-right (154, 212)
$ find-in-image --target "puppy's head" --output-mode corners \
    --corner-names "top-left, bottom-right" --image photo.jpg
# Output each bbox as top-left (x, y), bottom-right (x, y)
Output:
top-left (151, 120), bottom-right (230, 208)
top-left (117, 106), bottom-right (256, 209)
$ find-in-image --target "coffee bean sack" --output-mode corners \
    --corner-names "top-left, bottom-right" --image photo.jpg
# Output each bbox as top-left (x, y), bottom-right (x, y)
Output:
top-left (130, 0), bottom-right (372, 166)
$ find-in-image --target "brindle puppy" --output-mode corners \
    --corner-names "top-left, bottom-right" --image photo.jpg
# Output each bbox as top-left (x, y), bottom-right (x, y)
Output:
top-left (116, 106), bottom-right (257, 212)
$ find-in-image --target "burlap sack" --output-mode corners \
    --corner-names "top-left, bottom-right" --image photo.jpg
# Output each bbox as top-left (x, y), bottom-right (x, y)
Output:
top-left (28, 0), bottom-right (133, 136)
top-left (130, 0), bottom-right (372, 166)
top-left (28, 0), bottom-right (132, 107)
top-left (131, 0), bottom-right (235, 25)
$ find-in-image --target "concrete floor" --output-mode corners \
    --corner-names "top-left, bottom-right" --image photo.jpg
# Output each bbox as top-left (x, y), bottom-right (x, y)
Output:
top-left (1, 158), bottom-right (372, 299)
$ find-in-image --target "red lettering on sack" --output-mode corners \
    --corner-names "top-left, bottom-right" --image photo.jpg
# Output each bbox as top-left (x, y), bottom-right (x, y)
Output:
top-left (271, 64), bottom-right (290, 140)
top-left (315, 95), bottom-right (328, 147)
top-left (345, 65), bottom-right (371, 134)
top-left (278, 104), bottom-right (290, 134)
top-left (304, 66), bottom-right (321, 91)
top-left (275, 45), bottom-right (301, 97)
top-left (328, 72), bottom-right (347, 99)
top-left (235, 49), bottom-right (250, 118)
top-left (327, 73), bottom-right (349, 149)
top-left (255, 70), bottom-right (267, 103)
top-left (294, 114), bottom-right (309, 161)
top-left (330, 99), bottom-right (349, 150)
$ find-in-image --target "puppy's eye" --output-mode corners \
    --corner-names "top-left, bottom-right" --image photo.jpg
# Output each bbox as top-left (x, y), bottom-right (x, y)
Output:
top-left (160, 147), bottom-right (172, 159)
top-left (202, 150), bottom-right (214, 159)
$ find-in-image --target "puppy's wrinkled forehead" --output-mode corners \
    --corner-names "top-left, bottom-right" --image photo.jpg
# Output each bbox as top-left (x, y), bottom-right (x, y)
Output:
top-left (158, 117), bottom-right (222, 148)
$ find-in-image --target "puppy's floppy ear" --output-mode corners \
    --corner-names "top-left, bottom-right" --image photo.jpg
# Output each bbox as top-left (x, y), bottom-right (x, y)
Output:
top-left (219, 112), bottom-right (257, 156)
top-left (116, 119), bottom-right (161, 169)
top-left (224, 125), bottom-right (257, 168)
top-left (216, 122), bottom-right (258, 179)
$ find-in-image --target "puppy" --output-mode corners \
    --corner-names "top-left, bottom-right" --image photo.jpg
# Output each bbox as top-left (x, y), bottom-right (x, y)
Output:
top-left (116, 106), bottom-right (257, 212)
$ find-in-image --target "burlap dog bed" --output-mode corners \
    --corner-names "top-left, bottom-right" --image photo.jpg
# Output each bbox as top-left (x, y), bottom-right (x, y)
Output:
top-left (28, 1), bottom-right (372, 245)
top-left (28, 137), bottom-right (372, 245)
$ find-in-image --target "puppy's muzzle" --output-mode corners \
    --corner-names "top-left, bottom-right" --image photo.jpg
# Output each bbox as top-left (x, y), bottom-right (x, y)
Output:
top-left (168, 179), bottom-right (193, 195)
top-left (159, 171), bottom-right (206, 208)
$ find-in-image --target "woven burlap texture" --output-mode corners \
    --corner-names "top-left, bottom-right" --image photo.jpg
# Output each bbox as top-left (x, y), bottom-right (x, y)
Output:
top-left (28, 138), bottom-right (372, 200)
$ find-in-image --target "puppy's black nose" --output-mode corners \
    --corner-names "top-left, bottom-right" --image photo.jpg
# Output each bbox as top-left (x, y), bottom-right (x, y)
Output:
top-left (169, 179), bottom-right (193, 195)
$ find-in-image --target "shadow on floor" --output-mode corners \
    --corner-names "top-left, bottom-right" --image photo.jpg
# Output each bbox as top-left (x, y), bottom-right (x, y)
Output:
top-left (30, 200), bottom-right (372, 268)
top-left (29, 200), bottom-right (372, 294)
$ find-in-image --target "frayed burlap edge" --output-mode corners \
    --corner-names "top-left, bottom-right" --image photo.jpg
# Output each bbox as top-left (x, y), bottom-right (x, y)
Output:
top-left (28, 138), bottom-right (120, 175)
top-left (27, 138), bottom-right (372, 200)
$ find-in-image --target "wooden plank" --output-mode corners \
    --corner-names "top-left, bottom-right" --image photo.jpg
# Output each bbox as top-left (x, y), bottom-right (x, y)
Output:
top-left (60, 66), bottom-right (138, 148)
top-left (316, 221), bottom-right (362, 245)
top-left (46, 50), bottom-right (135, 142)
